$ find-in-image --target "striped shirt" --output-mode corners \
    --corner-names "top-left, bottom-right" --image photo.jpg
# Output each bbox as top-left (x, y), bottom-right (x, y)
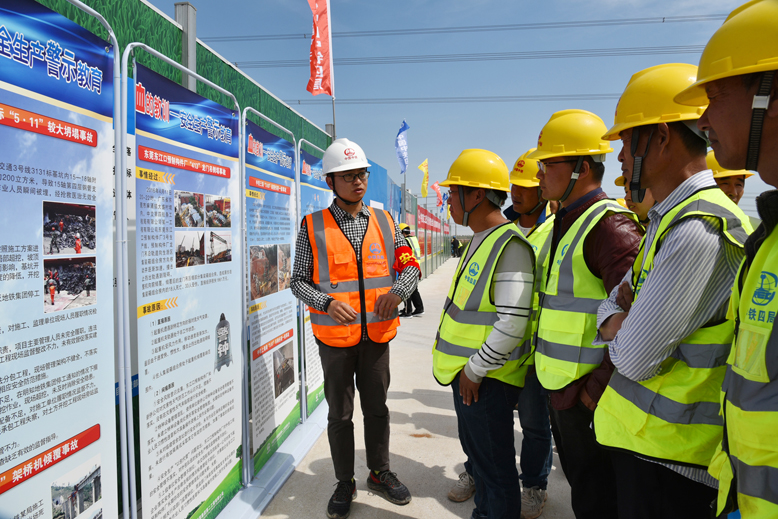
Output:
top-left (596, 170), bottom-right (745, 487)
top-left (461, 224), bottom-right (534, 384)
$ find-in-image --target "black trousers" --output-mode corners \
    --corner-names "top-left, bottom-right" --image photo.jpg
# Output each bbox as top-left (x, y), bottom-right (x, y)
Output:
top-left (404, 289), bottom-right (424, 313)
top-left (610, 449), bottom-right (721, 519)
top-left (549, 401), bottom-right (618, 519)
top-left (318, 339), bottom-right (391, 482)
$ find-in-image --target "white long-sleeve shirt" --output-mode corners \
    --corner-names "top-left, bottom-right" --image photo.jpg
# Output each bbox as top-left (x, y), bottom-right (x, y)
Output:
top-left (461, 224), bottom-right (534, 384)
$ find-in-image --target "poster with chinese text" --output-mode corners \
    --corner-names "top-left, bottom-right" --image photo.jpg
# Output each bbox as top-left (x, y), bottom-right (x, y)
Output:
top-left (244, 121), bottom-right (299, 476)
top-left (298, 148), bottom-right (332, 417)
top-left (133, 64), bottom-right (242, 519)
top-left (0, 2), bottom-right (118, 518)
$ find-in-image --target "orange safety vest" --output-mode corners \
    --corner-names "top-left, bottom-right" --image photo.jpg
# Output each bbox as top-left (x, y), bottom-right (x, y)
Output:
top-left (306, 206), bottom-right (400, 347)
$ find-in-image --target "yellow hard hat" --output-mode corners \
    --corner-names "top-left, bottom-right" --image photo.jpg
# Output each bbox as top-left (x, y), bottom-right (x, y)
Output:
top-left (706, 150), bottom-right (755, 179)
top-left (399, 223), bottom-right (410, 231)
top-left (675, 0), bottom-right (778, 106)
top-left (440, 149), bottom-right (510, 192)
top-left (616, 198), bottom-right (629, 209)
top-left (510, 148), bottom-right (541, 187)
top-left (615, 175), bottom-right (627, 187)
top-left (603, 63), bottom-right (707, 141)
top-left (528, 109), bottom-right (613, 161)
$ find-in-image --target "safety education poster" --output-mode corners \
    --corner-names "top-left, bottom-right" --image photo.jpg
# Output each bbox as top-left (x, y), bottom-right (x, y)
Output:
top-left (299, 148), bottom-right (332, 417)
top-left (0, 2), bottom-right (118, 519)
top-left (244, 121), bottom-right (299, 476)
top-left (133, 64), bottom-right (241, 519)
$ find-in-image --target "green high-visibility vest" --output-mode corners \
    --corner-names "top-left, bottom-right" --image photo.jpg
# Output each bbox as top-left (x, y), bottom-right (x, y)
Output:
top-left (406, 235), bottom-right (421, 259)
top-left (708, 221), bottom-right (778, 517)
top-left (432, 223), bottom-right (534, 387)
top-left (516, 215), bottom-right (555, 366)
top-left (595, 187), bottom-right (752, 467)
top-left (535, 199), bottom-right (638, 390)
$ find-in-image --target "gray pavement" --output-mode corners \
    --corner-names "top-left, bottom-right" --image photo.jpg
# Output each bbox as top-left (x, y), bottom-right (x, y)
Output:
top-left (261, 257), bottom-right (573, 519)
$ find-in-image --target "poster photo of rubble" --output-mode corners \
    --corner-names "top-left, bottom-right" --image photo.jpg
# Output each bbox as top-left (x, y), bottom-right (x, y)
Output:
top-left (207, 231), bottom-right (232, 264)
top-left (174, 190), bottom-right (205, 228)
top-left (277, 243), bottom-right (291, 292)
top-left (205, 195), bottom-right (231, 227)
top-left (43, 202), bottom-right (96, 256)
top-left (250, 244), bottom-right (278, 300)
top-left (175, 231), bottom-right (205, 268)
top-left (273, 340), bottom-right (295, 398)
top-left (43, 257), bottom-right (96, 313)
top-left (51, 455), bottom-right (102, 519)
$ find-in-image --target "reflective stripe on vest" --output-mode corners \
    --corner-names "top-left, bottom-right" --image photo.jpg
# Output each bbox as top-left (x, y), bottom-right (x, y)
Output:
top-left (595, 187), bottom-right (752, 468)
top-left (535, 200), bottom-right (637, 390)
top-left (407, 236), bottom-right (421, 259)
top-left (432, 223), bottom-right (534, 387)
top-left (519, 215), bottom-right (556, 364)
top-left (307, 206), bottom-right (399, 347)
top-left (709, 223), bottom-right (778, 516)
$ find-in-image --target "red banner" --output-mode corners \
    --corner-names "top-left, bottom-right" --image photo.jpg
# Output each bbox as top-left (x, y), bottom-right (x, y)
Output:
top-left (0, 425), bottom-right (101, 495)
top-left (253, 329), bottom-right (294, 360)
top-left (0, 103), bottom-right (97, 147)
top-left (249, 176), bottom-right (291, 195)
top-left (306, 0), bottom-right (334, 96)
top-left (138, 145), bottom-right (230, 178)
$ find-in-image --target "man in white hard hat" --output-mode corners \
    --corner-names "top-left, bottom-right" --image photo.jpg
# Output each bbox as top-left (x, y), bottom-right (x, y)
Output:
top-left (291, 138), bottom-right (419, 519)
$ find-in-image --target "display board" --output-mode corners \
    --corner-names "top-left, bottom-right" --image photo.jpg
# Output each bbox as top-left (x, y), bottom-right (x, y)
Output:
top-left (243, 120), bottom-right (300, 476)
top-left (298, 147), bottom-right (332, 417)
top-left (132, 63), bottom-right (242, 519)
top-left (0, 2), bottom-right (119, 518)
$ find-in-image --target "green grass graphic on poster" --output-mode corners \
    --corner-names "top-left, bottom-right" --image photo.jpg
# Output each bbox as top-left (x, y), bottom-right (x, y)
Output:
top-left (253, 403), bottom-right (302, 476)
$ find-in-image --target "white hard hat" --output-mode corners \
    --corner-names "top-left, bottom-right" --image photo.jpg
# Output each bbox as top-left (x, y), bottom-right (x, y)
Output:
top-left (322, 138), bottom-right (370, 175)
top-left (76, 233), bottom-right (80, 238)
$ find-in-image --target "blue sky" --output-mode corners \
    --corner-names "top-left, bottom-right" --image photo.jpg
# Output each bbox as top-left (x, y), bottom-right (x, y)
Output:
top-left (147, 0), bottom-right (765, 219)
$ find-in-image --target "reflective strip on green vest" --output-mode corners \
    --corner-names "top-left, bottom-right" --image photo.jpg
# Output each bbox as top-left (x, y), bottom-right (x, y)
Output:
top-left (535, 200), bottom-right (637, 390)
top-left (595, 187), bottom-right (752, 468)
top-left (517, 216), bottom-right (556, 364)
top-left (433, 223), bottom-right (534, 387)
top-left (709, 224), bottom-right (778, 516)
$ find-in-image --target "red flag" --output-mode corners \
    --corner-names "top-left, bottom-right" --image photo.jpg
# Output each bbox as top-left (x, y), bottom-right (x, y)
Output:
top-left (431, 181), bottom-right (443, 206)
top-left (306, 0), bottom-right (334, 96)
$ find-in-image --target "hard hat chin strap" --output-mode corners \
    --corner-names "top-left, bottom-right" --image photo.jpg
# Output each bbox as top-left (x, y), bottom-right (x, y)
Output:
top-left (525, 186), bottom-right (545, 215)
top-left (559, 156), bottom-right (585, 204)
top-left (459, 187), bottom-right (485, 227)
top-left (746, 71), bottom-right (775, 172)
top-left (629, 126), bottom-right (654, 204)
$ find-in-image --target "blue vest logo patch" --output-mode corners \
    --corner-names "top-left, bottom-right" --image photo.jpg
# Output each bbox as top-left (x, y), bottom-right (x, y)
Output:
top-left (465, 262), bottom-right (480, 285)
top-left (753, 271), bottom-right (778, 306)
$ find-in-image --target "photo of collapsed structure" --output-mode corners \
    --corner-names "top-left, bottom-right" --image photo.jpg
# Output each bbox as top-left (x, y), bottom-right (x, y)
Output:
top-left (205, 195), bottom-right (231, 227)
top-left (250, 244), bottom-right (278, 300)
top-left (174, 191), bottom-right (205, 228)
top-left (43, 202), bottom-right (96, 256)
top-left (43, 257), bottom-right (96, 313)
top-left (175, 231), bottom-right (205, 268)
top-left (272, 340), bottom-right (295, 398)
top-left (51, 456), bottom-right (101, 519)
top-left (207, 231), bottom-right (232, 264)
top-left (277, 243), bottom-right (291, 291)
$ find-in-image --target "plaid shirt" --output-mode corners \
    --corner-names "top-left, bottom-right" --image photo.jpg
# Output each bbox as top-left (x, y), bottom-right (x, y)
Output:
top-left (291, 201), bottom-right (419, 315)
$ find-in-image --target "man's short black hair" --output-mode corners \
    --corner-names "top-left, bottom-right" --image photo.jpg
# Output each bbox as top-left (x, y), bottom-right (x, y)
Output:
top-left (668, 122), bottom-right (707, 157)
top-left (584, 157), bottom-right (605, 183)
top-left (462, 186), bottom-right (508, 209)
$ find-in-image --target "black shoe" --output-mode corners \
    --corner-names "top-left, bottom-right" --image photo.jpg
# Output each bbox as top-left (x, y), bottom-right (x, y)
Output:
top-left (411, 310), bottom-right (425, 316)
top-left (400, 311), bottom-right (413, 318)
top-left (367, 470), bottom-right (411, 505)
top-left (327, 479), bottom-right (356, 519)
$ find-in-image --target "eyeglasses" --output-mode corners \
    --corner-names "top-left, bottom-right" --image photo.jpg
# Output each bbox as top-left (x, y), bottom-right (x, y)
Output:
top-left (334, 170), bottom-right (369, 183)
top-left (538, 160), bottom-right (578, 173)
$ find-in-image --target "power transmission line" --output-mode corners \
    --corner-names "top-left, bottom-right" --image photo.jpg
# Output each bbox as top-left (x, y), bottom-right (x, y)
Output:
top-left (284, 93), bottom-right (622, 106)
top-left (236, 45), bottom-right (705, 69)
top-left (201, 14), bottom-right (726, 43)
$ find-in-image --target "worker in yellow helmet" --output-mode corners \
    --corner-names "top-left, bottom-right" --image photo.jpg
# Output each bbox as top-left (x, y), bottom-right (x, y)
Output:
top-left (706, 150), bottom-right (762, 229)
top-left (397, 223), bottom-right (424, 318)
top-left (528, 110), bottom-right (642, 519)
top-left (433, 149), bottom-right (535, 519)
top-left (674, 1), bottom-right (778, 517)
top-left (595, 63), bottom-right (752, 519)
top-left (615, 175), bottom-right (655, 227)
